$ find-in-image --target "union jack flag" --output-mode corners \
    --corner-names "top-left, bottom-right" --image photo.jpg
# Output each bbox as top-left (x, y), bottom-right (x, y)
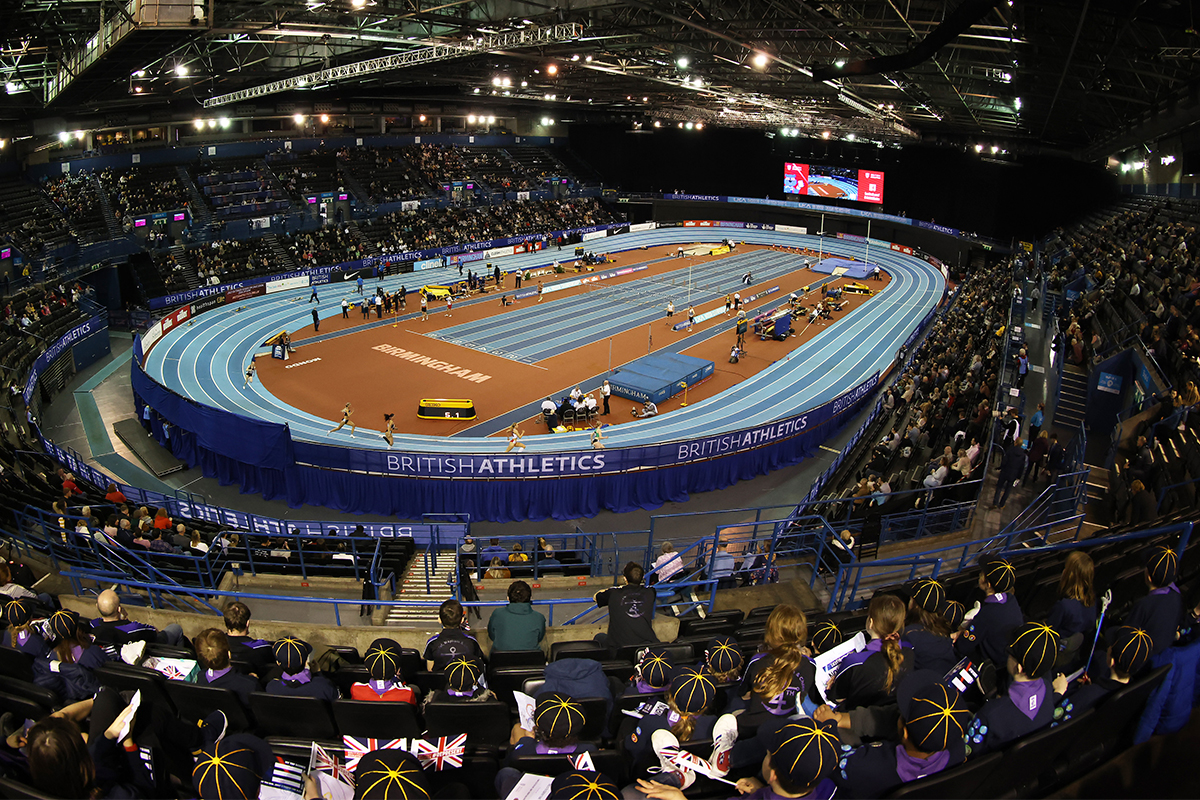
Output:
top-left (412, 734), bottom-right (466, 770)
top-left (663, 747), bottom-right (722, 780)
top-left (342, 736), bottom-right (407, 771)
top-left (309, 742), bottom-right (353, 786)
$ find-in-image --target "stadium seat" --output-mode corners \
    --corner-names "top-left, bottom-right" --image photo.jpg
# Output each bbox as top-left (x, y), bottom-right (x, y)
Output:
top-left (0, 690), bottom-right (53, 723)
top-left (0, 775), bottom-right (58, 800)
top-left (576, 697), bottom-right (609, 741)
top-left (164, 681), bottom-right (253, 732)
top-left (509, 749), bottom-right (628, 785)
top-left (884, 751), bottom-right (1003, 798)
top-left (424, 699), bottom-right (511, 747)
top-left (93, 662), bottom-right (174, 713)
top-left (248, 692), bottom-right (338, 740)
top-left (2, 678), bottom-right (60, 712)
top-left (989, 707), bottom-right (1095, 797)
top-left (488, 666), bottom-right (547, 705)
top-left (676, 618), bottom-right (738, 638)
top-left (333, 699), bottom-right (422, 739)
top-left (331, 665), bottom-right (370, 697)
top-left (489, 649), bottom-right (547, 669)
top-left (614, 641), bottom-right (695, 664)
top-left (0, 646), bottom-right (35, 682)
top-left (550, 641), bottom-right (608, 661)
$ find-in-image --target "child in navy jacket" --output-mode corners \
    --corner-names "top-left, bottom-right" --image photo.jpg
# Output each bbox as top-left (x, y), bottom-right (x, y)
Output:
top-left (1124, 544), bottom-right (1184, 657)
top-left (954, 557), bottom-right (1023, 668)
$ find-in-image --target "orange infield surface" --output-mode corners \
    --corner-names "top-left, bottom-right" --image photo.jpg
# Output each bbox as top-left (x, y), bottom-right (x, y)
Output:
top-left (256, 243), bottom-right (889, 438)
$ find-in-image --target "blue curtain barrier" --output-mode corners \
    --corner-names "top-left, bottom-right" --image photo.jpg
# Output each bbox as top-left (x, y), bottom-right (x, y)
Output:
top-left (130, 367), bottom-right (877, 521)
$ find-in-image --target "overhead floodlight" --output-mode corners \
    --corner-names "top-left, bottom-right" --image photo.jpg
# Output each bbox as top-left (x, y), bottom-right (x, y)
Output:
top-left (492, 76), bottom-right (501, 86)
top-left (822, 130), bottom-right (830, 138)
top-left (58, 132), bottom-right (70, 142)
top-left (474, 87), bottom-right (480, 93)
top-left (4, 82), bottom-right (19, 94)
top-left (293, 113), bottom-right (305, 124)
top-left (468, 114), bottom-right (476, 123)
top-left (419, 114), bottom-right (427, 122)
top-left (752, 52), bottom-right (769, 68)
top-left (653, 120), bottom-right (661, 128)
top-left (218, 117), bottom-right (230, 128)
top-left (204, 23), bottom-right (584, 107)
top-left (175, 64), bottom-right (188, 76)
top-left (487, 115), bottom-right (495, 124)
top-left (194, 118), bottom-right (204, 129)
top-left (975, 143), bottom-right (983, 152)
top-left (320, 113), bottom-right (330, 123)
top-left (571, 54), bottom-right (579, 61)
top-left (991, 145), bottom-right (998, 153)
top-left (846, 133), bottom-right (855, 140)
top-left (685, 122), bottom-right (694, 129)
top-left (521, 80), bottom-right (528, 87)
top-left (351, 0), bottom-right (366, 6)
top-left (546, 63), bottom-right (558, 75)
top-left (695, 122), bottom-right (704, 130)
top-left (676, 56), bottom-right (689, 68)
top-left (206, 119), bottom-right (216, 129)
top-left (834, 60), bottom-right (846, 68)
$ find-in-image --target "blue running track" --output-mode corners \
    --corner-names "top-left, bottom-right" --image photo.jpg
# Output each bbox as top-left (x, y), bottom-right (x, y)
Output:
top-left (144, 229), bottom-right (943, 454)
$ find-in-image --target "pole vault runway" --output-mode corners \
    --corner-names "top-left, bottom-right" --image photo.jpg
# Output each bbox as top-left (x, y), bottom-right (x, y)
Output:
top-left (143, 229), bottom-right (944, 455)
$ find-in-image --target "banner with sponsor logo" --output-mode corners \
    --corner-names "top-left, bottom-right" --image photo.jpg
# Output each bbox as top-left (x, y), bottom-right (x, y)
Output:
top-left (775, 224), bottom-right (807, 235)
top-left (292, 371), bottom-right (879, 479)
top-left (265, 275), bottom-right (311, 294)
top-left (401, 200), bottom-right (420, 211)
top-left (485, 246), bottom-right (515, 259)
top-left (581, 230), bottom-right (608, 241)
top-left (413, 258), bottom-right (442, 271)
top-left (630, 222), bottom-right (657, 232)
top-left (226, 284), bottom-right (267, 303)
top-left (836, 232), bottom-right (866, 243)
top-left (517, 191), bottom-right (530, 201)
top-left (24, 316), bottom-right (108, 404)
top-left (890, 243), bottom-right (914, 255)
top-left (682, 220), bottom-right (717, 227)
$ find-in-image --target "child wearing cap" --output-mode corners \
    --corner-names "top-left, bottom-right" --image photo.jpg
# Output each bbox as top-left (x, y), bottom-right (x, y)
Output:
top-left (423, 599), bottom-right (485, 671)
top-left (902, 579), bottom-right (959, 675)
top-left (705, 635), bottom-right (745, 685)
top-left (1123, 544), bottom-right (1183, 656)
top-left (550, 770), bottom-right (622, 800)
top-left (963, 622), bottom-right (1067, 757)
top-left (351, 638), bottom-right (419, 704)
top-left (1056, 626), bottom-right (1154, 722)
top-left (497, 693), bottom-right (598, 797)
top-left (1, 598), bottom-right (49, 658)
top-left (625, 667), bottom-right (727, 778)
top-left (808, 621), bottom-right (843, 659)
top-left (828, 594), bottom-right (913, 712)
top-left (637, 717), bottom-right (841, 800)
top-left (265, 637), bottom-right (339, 701)
top-left (625, 647), bottom-right (674, 695)
top-left (352, 748), bottom-right (473, 800)
top-left (953, 557), bottom-right (1024, 669)
top-left (739, 605), bottom-right (818, 730)
top-left (423, 656), bottom-right (491, 707)
top-left (833, 671), bottom-right (972, 798)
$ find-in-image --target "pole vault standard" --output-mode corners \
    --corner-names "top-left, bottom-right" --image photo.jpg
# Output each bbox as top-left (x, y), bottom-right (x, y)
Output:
top-left (820, 213), bottom-right (825, 260)
top-left (608, 337), bottom-right (613, 374)
top-left (865, 220), bottom-right (871, 270)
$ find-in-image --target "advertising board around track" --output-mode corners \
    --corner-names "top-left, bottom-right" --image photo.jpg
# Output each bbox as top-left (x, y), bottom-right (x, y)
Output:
top-left (265, 275), bottom-right (310, 294)
top-left (295, 371), bottom-right (880, 479)
top-left (24, 315), bottom-right (107, 404)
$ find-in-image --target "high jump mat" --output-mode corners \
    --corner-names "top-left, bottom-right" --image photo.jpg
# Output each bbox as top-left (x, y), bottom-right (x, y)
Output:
top-left (609, 352), bottom-right (715, 405)
top-left (811, 257), bottom-right (875, 280)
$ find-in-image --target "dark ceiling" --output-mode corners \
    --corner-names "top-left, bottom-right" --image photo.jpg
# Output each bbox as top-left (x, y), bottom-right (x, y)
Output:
top-left (1, 0), bottom-right (1198, 156)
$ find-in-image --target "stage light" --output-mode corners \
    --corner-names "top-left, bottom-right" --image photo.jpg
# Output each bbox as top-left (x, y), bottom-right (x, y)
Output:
top-left (133, 70), bottom-right (146, 78)
top-left (991, 145), bottom-right (999, 154)
top-left (1133, 161), bottom-right (1145, 169)
top-left (676, 56), bottom-right (689, 68)
top-left (541, 117), bottom-right (552, 126)
top-left (521, 80), bottom-right (528, 87)
top-left (320, 114), bottom-right (330, 123)
top-left (293, 113), bottom-right (305, 124)
top-left (642, 96), bottom-right (648, 102)
top-left (752, 52), bottom-right (768, 68)
top-left (502, 77), bottom-right (511, 87)
top-left (218, 117), bottom-right (230, 128)
top-left (678, 122), bottom-right (683, 128)
top-left (585, 55), bottom-right (592, 62)
top-left (846, 133), bottom-right (855, 140)
top-left (474, 87), bottom-right (480, 93)
top-left (653, 121), bottom-right (661, 128)
top-left (75, 130), bottom-right (85, 140)
top-left (571, 54), bottom-right (580, 61)
top-left (351, 0), bottom-right (366, 6)
top-left (174, 64), bottom-right (188, 76)
top-left (133, 86), bottom-right (144, 93)
top-left (546, 63), bottom-right (558, 75)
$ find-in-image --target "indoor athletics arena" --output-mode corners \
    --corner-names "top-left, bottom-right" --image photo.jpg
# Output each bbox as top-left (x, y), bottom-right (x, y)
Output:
top-left (2, 1), bottom-right (1200, 798)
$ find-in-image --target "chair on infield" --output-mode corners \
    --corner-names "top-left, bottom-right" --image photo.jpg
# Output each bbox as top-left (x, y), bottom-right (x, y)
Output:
top-left (884, 751), bottom-right (1003, 799)
top-left (248, 693), bottom-right (338, 740)
top-left (424, 699), bottom-right (511, 747)
top-left (333, 699), bottom-right (422, 739)
top-left (543, 408), bottom-right (557, 430)
top-left (561, 408), bottom-right (577, 431)
top-left (164, 682), bottom-right (254, 733)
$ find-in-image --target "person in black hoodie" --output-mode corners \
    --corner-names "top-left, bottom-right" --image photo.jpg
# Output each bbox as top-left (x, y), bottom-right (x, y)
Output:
top-left (963, 622), bottom-right (1066, 757)
top-left (593, 561), bottom-right (658, 653)
top-left (1056, 625), bottom-right (1154, 721)
top-left (954, 557), bottom-right (1023, 669)
top-left (902, 579), bottom-right (958, 675)
top-left (1124, 544), bottom-right (1184, 657)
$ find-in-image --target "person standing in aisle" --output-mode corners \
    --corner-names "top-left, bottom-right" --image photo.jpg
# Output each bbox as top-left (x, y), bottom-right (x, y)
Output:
top-left (341, 298), bottom-right (349, 319)
top-left (601, 380), bottom-right (612, 416)
top-left (311, 307), bottom-right (320, 332)
top-left (665, 300), bottom-right (675, 326)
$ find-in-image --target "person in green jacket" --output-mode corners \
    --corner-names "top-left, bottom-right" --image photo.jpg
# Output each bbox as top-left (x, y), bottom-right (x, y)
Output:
top-left (488, 580), bottom-right (547, 652)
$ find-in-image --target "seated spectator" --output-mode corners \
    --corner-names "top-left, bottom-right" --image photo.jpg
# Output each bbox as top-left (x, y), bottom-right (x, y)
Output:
top-left (487, 580), bottom-right (546, 652)
top-left (223, 601), bottom-right (273, 675)
top-left (740, 605), bottom-right (816, 730)
top-left (152, 507), bottom-right (172, 530)
top-left (828, 593), bottom-right (913, 712)
top-left (0, 562), bottom-right (36, 601)
top-left (594, 561), bottom-right (658, 652)
top-left (625, 647), bottom-right (674, 695)
top-left (652, 542), bottom-right (684, 582)
top-left (91, 589), bottom-right (185, 649)
top-left (481, 537), bottom-right (507, 563)
top-left (264, 637), bottom-right (339, 701)
top-left (1057, 626), bottom-right (1154, 721)
top-left (61, 472), bottom-right (82, 498)
top-left (423, 655), bottom-right (491, 707)
top-left (497, 693), bottom-right (596, 796)
top-left (189, 530), bottom-right (209, 554)
top-left (351, 637), bottom-right (419, 704)
top-left (833, 672), bottom-right (972, 797)
top-left (953, 557), bottom-right (1022, 668)
top-left (1123, 544), bottom-right (1183, 656)
top-left (509, 542), bottom-right (530, 563)
top-left (170, 523), bottom-right (191, 550)
top-left (1046, 551), bottom-right (1098, 644)
top-left (41, 610), bottom-right (109, 702)
top-left (808, 621), bottom-right (844, 658)
top-left (194, 628), bottom-right (259, 705)
top-left (902, 579), bottom-right (958, 675)
top-left (964, 622), bottom-right (1065, 757)
top-left (625, 667), bottom-right (734, 781)
top-left (148, 529), bottom-right (180, 554)
top-left (709, 541), bottom-right (738, 590)
top-left (539, 545), bottom-right (561, 568)
top-left (3, 597), bottom-right (50, 657)
top-left (637, 717), bottom-right (840, 800)
top-left (485, 557), bottom-right (511, 579)
top-left (103, 483), bottom-right (126, 504)
top-left (423, 598), bottom-right (484, 671)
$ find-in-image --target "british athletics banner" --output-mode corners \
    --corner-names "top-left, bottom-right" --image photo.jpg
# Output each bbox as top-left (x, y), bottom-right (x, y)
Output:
top-left (291, 371), bottom-right (880, 480)
top-left (23, 315), bottom-right (108, 405)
